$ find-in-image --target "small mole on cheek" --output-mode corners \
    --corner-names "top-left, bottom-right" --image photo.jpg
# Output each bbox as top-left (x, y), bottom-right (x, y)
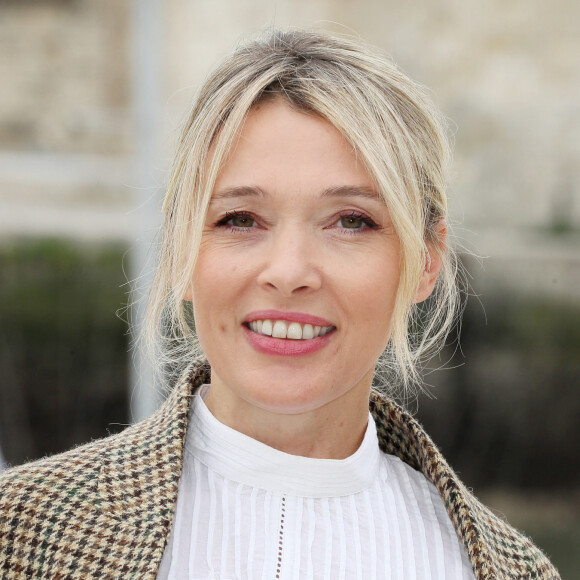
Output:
top-left (219, 323), bottom-right (227, 333)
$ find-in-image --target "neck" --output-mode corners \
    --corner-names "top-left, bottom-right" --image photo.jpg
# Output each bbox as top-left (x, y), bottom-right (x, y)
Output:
top-left (203, 372), bottom-right (372, 460)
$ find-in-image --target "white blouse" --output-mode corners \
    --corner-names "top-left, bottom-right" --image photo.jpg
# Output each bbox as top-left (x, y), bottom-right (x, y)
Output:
top-left (157, 387), bottom-right (474, 580)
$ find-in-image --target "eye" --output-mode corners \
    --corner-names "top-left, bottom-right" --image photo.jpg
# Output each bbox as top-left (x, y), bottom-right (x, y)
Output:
top-left (334, 211), bottom-right (379, 232)
top-left (230, 213), bottom-right (254, 228)
top-left (340, 214), bottom-right (365, 229)
top-left (216, 211), bottom-right (256, 229)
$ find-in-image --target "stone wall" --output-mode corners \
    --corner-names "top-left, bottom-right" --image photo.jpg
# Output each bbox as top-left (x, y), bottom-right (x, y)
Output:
top-left (0, 0), bottom-right (132, 240)
top-left (0, 0), bottom-right (130, 154)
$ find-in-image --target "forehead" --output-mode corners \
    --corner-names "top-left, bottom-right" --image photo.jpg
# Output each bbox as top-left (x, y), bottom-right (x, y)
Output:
top-left (211, 99), bottom-right (376, 198)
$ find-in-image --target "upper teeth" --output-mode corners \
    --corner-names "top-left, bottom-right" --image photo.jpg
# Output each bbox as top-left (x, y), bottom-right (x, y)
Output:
top-left (248, 319), bottom-right (333, 340)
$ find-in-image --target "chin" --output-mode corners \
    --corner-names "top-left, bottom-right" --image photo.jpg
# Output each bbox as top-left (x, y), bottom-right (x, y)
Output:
top-left (241, 374), bottom-right (334, 414)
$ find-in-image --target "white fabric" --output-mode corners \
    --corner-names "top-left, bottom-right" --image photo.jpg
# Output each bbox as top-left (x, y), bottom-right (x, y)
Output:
top-left (158, 387), bottom-right (474, 580)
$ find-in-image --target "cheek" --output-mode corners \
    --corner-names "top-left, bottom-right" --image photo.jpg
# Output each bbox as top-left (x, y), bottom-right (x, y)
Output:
top-left (351, 261), bottom-right (400, 338)
top-left (354, 254), bottom-right (399, 305)
top-left (191, 249), bottom-right (251, 332)
top-left (192, 248), bottom-right (230, 301)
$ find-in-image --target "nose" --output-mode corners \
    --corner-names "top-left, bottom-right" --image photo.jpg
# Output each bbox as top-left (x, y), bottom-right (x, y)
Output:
top-left (256, 226), bottom-right (322, 297)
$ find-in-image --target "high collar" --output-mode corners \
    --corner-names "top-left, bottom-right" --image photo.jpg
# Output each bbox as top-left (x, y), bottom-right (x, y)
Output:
top-left (186, 388), bottom-right (381, 497)
top-left (95, 359), bottom-right (453, 526)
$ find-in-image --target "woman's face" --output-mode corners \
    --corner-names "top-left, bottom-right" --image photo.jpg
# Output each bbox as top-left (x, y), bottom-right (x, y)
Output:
top-left (191, 99), bottom-right (401, 416)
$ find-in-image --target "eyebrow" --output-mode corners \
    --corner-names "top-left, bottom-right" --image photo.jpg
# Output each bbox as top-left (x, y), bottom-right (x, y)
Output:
top-left (210, 186), bottom-right (265, 201)
top-left (211, 185), bottom-right (381, 202)
top-left (320, 185), bottom-right (381, 201)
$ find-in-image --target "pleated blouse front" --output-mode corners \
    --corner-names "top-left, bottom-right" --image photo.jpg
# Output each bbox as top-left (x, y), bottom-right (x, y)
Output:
top-left (157, 387), bottom-right (475, 580)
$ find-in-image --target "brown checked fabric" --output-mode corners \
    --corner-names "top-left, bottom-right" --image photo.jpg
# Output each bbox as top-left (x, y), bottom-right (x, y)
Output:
top-left (368, 392), bottom-right (559, 579)
top-left (1, 361), bottom-right (559, 579)
top-left (0, 360), bottom-right (208, 579)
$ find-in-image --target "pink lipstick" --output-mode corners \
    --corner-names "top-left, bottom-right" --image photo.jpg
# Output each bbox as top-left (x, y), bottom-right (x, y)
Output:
top-left (242, 310), bottom-right (335, 356)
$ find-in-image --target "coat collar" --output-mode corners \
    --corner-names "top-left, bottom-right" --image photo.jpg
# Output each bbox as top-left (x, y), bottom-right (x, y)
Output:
top-left (97, 360), bottom-right (210, 528)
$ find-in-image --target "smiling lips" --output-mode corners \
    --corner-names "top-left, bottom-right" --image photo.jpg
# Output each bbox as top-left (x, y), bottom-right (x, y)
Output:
top-left (243, 311), bottom-right (335, 355)
top-left (247, 319), bottom-right (334, 340)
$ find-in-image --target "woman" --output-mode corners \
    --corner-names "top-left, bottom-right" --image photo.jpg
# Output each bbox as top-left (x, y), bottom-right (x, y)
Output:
top-left (0, 29), bottom-right (558, 579)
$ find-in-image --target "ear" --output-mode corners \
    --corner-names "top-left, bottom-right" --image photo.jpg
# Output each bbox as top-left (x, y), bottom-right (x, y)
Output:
top-left (414, 220), bottom-right (446, 304)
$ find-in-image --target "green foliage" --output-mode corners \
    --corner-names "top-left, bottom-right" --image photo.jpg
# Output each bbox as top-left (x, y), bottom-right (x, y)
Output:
top-left (0, 239), bottom-right (130, 466)
top-left (1, 239), bottom-right (128, 335)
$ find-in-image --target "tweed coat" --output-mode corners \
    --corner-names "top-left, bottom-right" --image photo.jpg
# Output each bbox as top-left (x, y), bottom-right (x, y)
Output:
top-left (0, 361), bottom-right (559, 579)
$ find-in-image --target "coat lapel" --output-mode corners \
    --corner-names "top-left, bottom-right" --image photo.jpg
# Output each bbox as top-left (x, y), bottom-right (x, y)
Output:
top-left (95, 361), bottom-right (210, 577)
top-left (369, 390), bottom-right (557, 579)
top-left (369, 389), bottom-right (492, 576)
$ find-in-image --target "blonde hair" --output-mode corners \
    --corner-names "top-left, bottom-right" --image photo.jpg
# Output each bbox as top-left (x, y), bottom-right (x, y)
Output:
top-left (145, 28), bottom-right (462, 395)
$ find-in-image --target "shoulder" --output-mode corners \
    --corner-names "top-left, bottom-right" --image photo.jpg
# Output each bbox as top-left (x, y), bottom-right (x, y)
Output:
top-left (0, 380), bottom-right (187, 522)
top-left (0, 433), bottom-right (113, 517)
top-left (0, 361), bottom-right (206, 527)
top-left (369, 390), bottom-right (560, 579)
top-left (0, 424), bottom-right (136, 543)
top-left (0, 432), bottom-right (119, 576)
top-left (0, 363), bottom-right (202, 578)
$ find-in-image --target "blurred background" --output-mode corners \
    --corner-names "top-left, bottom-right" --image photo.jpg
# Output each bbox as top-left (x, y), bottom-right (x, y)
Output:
top-left (0, 0), bottom-right (578, 574)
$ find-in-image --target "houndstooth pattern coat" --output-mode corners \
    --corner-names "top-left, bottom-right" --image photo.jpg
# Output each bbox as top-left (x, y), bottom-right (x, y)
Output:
top-left (0, 361), bottom-right (559, 579)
